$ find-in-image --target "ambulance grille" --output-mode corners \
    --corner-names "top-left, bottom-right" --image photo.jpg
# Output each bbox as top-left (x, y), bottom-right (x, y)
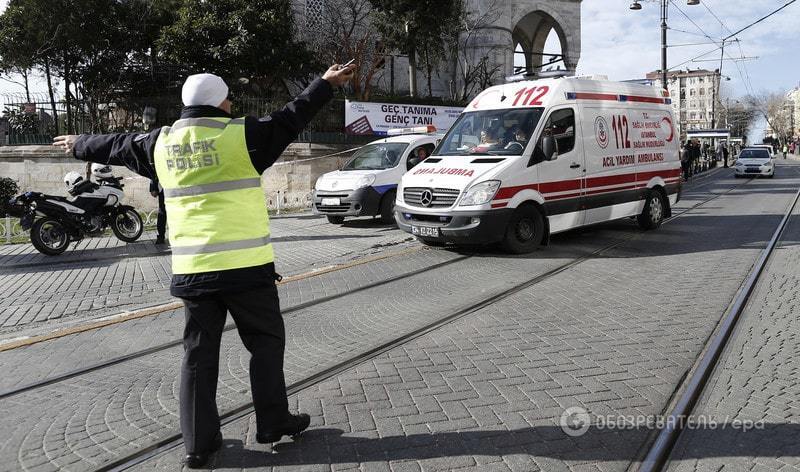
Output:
top-left (403, 187), bottom-right (460, 208)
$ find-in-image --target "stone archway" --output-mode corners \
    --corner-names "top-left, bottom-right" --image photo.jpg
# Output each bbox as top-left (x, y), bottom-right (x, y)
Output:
top-left (510, 2), bottom-right (581, 77)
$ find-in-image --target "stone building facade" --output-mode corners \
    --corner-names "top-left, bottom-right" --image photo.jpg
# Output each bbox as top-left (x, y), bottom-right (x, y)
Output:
top-left (291, 0), bottom-right (582, 99)
top-left (646, 69), bottom-right (722, 141)
top-left (787, 87), bottom-right (800, 138)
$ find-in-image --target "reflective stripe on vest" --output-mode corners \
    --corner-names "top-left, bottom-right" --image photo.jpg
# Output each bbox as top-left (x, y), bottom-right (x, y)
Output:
top-left (153, 117), bottom-right (273, 274)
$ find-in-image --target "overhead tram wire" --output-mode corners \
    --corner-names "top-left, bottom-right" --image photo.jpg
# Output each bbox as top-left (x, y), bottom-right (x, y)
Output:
top-left (701, 1), bottom-right (757, 96)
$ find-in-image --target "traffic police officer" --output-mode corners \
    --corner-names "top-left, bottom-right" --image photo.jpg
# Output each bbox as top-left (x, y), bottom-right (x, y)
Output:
top-left (53, 63), bottom-right (355, 468)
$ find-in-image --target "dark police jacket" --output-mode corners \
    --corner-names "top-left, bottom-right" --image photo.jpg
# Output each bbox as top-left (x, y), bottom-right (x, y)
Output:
top-left (72, 78), bottom-right (334, 298)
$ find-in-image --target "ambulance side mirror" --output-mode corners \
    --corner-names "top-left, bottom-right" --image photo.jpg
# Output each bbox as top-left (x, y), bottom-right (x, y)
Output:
top-left (407, 156), bottom-right (421, 170)
top-left (542, 136), bottom-right (557, 161)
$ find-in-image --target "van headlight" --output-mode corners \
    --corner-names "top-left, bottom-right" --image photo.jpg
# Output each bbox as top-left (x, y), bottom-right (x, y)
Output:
top-left (354, 174), bottom-right (376, 189)
top-left (459, 180), bottom-right (501, 206)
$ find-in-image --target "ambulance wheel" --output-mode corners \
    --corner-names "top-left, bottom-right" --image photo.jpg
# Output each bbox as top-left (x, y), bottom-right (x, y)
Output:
top-left (379, 190), bottom-right (396, 224)
top-left (637, 189), bottom-right (665, 230)
top-left (501, 205), bottom-right (544, 254)
top-left (327, 215), bottom-right (345, 224)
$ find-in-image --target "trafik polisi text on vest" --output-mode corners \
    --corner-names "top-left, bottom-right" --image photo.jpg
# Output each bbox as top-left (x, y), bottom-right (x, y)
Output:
top-left (163, 139), bottom-right (221, 171)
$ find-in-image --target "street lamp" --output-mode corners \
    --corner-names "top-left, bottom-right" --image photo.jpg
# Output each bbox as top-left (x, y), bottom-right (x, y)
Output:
top-left (630, 0), bottom-right (700, 92)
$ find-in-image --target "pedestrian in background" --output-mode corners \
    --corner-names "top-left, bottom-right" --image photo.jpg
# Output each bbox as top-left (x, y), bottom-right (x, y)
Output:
top-left (53, 62), bottom-right (355, 469)
top-left (782, 143), bottom-right (788, 159)
top-left (680, 142), bottom-right (690, 182)
top-left (722, 142), bottom-right (729, 166)
top-left (149, 178), bottom-right (167, 245)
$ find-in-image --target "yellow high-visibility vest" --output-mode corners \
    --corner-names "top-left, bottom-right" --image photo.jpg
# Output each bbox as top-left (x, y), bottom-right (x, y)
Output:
top-left (153, 117), bottom-right (273, 274)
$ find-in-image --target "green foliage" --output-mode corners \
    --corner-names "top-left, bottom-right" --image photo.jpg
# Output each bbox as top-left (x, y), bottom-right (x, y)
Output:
top-left (158, 0), bottom-right (317, 94)
top-left (3, 107), bottom-right (40, 134)
top-left (370, 0), bottom-right (463, 96)
top-left (0, 177), bottom-right (20, 216)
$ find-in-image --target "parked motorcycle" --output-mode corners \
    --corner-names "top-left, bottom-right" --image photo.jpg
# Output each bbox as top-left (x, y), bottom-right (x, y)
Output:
top-left (7, 164), bottom-right (144, 255)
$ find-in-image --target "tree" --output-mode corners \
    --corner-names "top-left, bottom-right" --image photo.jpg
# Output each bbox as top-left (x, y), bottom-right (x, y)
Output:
top-left (370, 0), bottom-right (463, 98)
top-left (0, 0), bottom-right (58, 126)
top-left (448, 0), bottom-right (504, 101)
top-left (746, 91), bottom-right (793, 145)
top-left (300, 0), bottom-right (384, 100)
top-left (158, 0), bottom-right (316, 97)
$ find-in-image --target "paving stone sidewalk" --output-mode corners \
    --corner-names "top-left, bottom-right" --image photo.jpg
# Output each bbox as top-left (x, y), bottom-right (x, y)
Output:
top-left (0, 166), bottom-right (784, 472)
top-left (666, 180), bottom-right (800, 471)
top-left (120, 163), bottom-right (798, 471)
top-left (0, 167), bottom-right (738, 394)
top-left (0, 214), bottom-right (416, 338)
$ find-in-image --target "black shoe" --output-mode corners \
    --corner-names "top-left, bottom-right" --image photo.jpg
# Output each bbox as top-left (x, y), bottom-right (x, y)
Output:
top-left (154, 236), bottom-right (165, 245)
top-left (256, 413), bottom-right (311, 444)
top-left (183, 432), bottom-right (223, 469)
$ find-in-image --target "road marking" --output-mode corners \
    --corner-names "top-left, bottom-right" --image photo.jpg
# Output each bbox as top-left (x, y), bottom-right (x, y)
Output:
top-left (0, 245), bottom-right (423, 352)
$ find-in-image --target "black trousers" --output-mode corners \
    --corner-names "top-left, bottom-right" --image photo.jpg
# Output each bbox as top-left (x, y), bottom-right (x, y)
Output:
top-left (156, 191), bottom-right (166, 238)
top-left (179, 284), bottom-right (288, 453)
top-left (681, 161), bottom-right (690, 180)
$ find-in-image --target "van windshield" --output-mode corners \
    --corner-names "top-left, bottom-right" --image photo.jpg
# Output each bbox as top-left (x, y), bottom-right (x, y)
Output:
top-left (435, 108), bottom-right (544, 156)
top-left (342, 143), bottom-right (409, 170)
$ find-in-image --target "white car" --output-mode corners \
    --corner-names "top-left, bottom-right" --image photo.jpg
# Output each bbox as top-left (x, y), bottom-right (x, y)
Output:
top-left (734, 147), bottom-right (774, 178)
top-left (313, 129), bottom-right (439, 224)
top-left (750, 144), bottom-right (775, 158)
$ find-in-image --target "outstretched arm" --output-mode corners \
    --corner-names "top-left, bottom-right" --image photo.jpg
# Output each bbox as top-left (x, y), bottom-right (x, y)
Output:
top-left (53, 128), bottom-right (161, 181)
top-left (247, 63), bottom-right (355, 173)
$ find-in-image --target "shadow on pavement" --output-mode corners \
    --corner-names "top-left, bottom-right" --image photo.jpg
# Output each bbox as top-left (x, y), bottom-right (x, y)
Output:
top-left (205, 424), bottom-right (800, 468)
top-left (0, 240), bottom-right (170, 270)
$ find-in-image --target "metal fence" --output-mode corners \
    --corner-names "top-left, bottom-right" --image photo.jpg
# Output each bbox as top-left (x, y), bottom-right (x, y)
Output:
top-left (0, 94), bottom-right (373, 146)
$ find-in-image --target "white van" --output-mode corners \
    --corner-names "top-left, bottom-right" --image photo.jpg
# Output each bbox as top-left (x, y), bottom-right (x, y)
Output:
top-left (395, 77), bottom-right (682, 252)
top-left (313, 128), bottom-right (438, 224)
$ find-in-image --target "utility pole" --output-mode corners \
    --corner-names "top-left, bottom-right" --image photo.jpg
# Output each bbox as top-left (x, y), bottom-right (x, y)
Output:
top-left (405, 22), bottom-right (417, 98)
top-left (630, 0), bottom-right (699, 92)
top-left (661, 0), bottom-right (668, 90)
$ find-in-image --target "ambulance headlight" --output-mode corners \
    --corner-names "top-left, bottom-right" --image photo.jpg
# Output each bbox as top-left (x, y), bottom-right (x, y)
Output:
top-left (354, 174), bottom-right (376, 189)
top-left (459, 180), bottom-right (501, 206)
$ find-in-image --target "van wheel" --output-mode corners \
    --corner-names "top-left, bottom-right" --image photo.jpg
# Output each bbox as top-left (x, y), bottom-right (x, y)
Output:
top-left (327, 215), bottom-right (345, 224)
top-left (379, 190), bottom-right (396, 224)
top-left (501, 206), bottom-right (544, 254)
top-left (637, 189), bottom-right (665, 230)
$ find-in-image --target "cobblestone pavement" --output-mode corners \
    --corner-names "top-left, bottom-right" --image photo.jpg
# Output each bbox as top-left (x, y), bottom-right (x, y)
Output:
top-left (2, 164), bottom-right (797, 472)
top-left (666, 174), bottom-right (800, 471)
top-left (0, 170), bottom-right (730, 393)
top-left (131, 164), bottom-right (800, 472)
top-left (0, 214), bottom-right (416, 339)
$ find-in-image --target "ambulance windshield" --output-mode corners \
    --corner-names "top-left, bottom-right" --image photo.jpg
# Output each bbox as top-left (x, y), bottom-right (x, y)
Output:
top-left (435, 108), bottom-right (544, 156)
top-left (342, 143), bottom-right (409, 170)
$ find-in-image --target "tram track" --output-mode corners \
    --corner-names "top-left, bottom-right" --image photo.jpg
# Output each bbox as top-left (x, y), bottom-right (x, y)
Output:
top-left (90, 175), bottom-right (757, 472)
top-left (0, 171), bottom-right (748, 403)
top-left (636, 180), bottom-right (800, 471)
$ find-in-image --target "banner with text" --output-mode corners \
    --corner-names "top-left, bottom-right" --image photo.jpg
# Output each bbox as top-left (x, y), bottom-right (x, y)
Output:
top-left (344, 100), bottom-right (464, 136)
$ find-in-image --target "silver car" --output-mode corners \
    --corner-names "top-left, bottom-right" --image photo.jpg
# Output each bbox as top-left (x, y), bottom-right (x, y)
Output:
top-left (734, 148), bottom-right (775, 178)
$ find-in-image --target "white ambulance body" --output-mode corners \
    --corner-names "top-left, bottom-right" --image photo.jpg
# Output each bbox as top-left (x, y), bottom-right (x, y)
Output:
top-left (394, 77), bottom-right (682, 252)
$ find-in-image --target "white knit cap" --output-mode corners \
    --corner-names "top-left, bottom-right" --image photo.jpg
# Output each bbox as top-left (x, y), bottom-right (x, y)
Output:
top-left (181, 73), bottom-right (229, 107)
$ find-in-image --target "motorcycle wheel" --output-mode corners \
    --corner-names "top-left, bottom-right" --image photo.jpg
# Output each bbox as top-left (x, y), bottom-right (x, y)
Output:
top-left (111, 209), bottom-right (144, 242)
top-left (30, 218), bottom-right (70, 256)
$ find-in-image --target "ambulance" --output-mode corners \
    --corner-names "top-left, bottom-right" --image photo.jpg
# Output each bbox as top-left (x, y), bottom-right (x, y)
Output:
top-left (394, 77), bottom-right (682, 253)
top-left (313, 127), bottom-right (438, 224)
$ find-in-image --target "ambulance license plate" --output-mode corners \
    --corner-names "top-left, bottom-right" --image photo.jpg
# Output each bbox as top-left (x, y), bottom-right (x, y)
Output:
top-left (411, 225), bottom-right (439, 238)
top-left (321, 197), bottom-right (341, 206)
